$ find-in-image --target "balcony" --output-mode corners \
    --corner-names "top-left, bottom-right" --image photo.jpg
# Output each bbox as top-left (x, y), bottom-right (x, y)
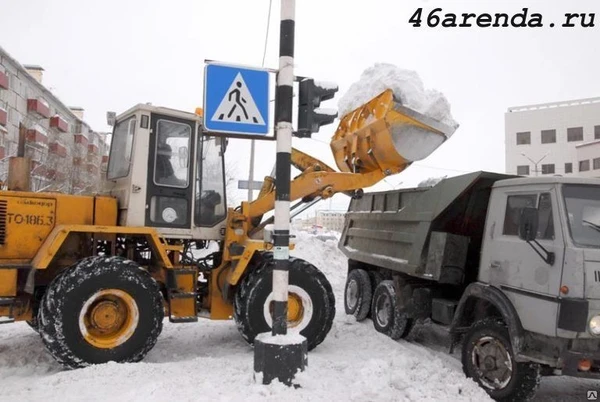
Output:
top-left (50, 115), bottom-right (69, 133)
top-left (0, 71), bottom-right (8, 90)
top-left (49, 142), bottom-right (67, 158)
top-left (26, 127), bottom-right (48, 145)
top-left (74, 134), bottom-right (88, 146)
top-left (27, 99), bottom-right (51, 118)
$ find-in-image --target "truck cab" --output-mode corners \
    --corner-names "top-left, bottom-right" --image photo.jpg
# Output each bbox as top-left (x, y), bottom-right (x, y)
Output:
top-left (339, 172), bottom-right (600, 401)
top-left (481, 177), bottom-right (600, 342)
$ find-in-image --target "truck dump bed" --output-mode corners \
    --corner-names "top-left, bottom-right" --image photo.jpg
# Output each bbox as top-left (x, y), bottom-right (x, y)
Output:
top-left (339, 171), bottom-right (517, 284)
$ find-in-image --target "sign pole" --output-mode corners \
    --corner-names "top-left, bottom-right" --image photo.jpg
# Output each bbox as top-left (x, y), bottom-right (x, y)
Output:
top-left (253, 0), bottom-right (307, 387)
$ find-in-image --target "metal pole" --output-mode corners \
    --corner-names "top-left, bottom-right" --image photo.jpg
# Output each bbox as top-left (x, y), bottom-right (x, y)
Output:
top-left (271, 0), bottom-right (295, 337)
top-left (248, 139), bottom-right (255, 201)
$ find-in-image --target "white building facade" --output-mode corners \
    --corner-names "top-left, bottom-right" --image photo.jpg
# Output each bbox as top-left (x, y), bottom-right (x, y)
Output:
top-left (505, 97), bottom-right (600, 178)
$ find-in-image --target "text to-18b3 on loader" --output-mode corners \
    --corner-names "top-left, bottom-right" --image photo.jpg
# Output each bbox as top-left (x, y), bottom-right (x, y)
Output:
top-left (0, 89), bottom-right (455, 368)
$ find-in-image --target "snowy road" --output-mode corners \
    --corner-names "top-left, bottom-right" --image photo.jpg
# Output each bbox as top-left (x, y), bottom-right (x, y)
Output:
top-left (0, 232), bottom-right (596, 401)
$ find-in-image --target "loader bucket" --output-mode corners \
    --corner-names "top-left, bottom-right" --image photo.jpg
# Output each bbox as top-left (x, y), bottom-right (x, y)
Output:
top-left (330, 89), bottom-right (458, 175)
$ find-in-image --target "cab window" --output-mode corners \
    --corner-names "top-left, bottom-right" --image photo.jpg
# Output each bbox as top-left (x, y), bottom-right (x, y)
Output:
top-left (195, 137), bottom-right (226, 226)
top-left (502, 193), bottom-right (554, 239)
top-left (154, 120), bottom-right (191, 188)
top-left (107, 116), bottom-right (136, 179)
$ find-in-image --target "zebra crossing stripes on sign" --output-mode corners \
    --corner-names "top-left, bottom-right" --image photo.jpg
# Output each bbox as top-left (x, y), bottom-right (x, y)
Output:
top-left (203, 64), bottom-right (270, 136)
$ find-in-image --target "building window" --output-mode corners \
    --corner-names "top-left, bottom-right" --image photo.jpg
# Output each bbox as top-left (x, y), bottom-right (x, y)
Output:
top-left (516, 165), bottom-right (530, 175)
top-left (580, 159), bottom-right (590, 172)
top-left (516, 131), bottom-right (530, 145)
top-left (595, 125), bottom-right (600, 140)
top-left (567, 127), bottom-right (584, 142)
top-left (565, 163), bottom-right (573, 174)
top-left (541, 164), bottom-right (555, 175)
top-left (594, 158), bottom-right (600, 170)
top-left (541, 129), bottom-right (556, 144)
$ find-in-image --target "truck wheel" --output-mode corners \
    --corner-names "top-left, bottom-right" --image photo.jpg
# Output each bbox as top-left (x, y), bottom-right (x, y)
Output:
top-left (371, 280), bottom-right (411, 340)
top-left (38, 256), bottom-right (164, 369)
top-left (27, 317), bottom-right (39, 333)
top-left (234, 257), bottom-right (335, 351)
top-left (462, 319), bottom-right (541, 402)
top-left (344, 269), bottom-right (372, 321)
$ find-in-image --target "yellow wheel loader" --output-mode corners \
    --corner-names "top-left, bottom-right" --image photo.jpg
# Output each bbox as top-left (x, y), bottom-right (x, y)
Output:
top-left (0, 89), bottom-right (456, 368)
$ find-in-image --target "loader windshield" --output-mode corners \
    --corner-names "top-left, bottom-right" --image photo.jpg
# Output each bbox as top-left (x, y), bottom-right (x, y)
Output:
top-left (563, 184), bottom-right (600, 247)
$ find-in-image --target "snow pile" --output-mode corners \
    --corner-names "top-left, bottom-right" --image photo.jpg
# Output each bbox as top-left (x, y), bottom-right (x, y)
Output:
top-left (337, 64), bottom-right (458, 162)
top-left (418, 176), bottom-right (447, 188)
top-left (338, 63), bottom-right (458, 128)
top-left (1, 232), bottom-right (492, 401)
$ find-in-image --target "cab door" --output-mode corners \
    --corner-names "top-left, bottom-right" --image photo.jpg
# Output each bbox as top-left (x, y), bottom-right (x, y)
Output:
top-left (480, 186), bottom-right (565, 336)
top-left (145, 114), bottom-right (195, 228)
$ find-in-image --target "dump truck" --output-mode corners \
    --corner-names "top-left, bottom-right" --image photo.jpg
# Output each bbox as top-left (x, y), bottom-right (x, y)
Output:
top-left (0, 89), bottom-right (455, 369)
top-left (340, 171), bottom-right (600, 401)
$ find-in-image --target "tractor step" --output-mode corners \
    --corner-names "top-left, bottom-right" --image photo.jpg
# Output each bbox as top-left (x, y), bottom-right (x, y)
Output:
top-left (167, 268), bottom-right (199, 323)
top-left (0, 297), bottom-right (15, 306)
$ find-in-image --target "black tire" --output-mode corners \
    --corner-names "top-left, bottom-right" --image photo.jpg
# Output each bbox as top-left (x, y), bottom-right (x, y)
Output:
top-left (367, 271), bottom-right (384, 319)
top-left (369, 271), bottom-right (385, 295)
top-left (371, 280), bottom-right (411, 340)
top-left (27, 317), bottom-right (39, 333)
top-left (233, 255), bottom-right (335, 351)
top-left (38, 256), bottom-right (164, 369)
top-left (462, 318), bottom-right (541, 402)
top-left (344, 269), bottom-right (372, 321)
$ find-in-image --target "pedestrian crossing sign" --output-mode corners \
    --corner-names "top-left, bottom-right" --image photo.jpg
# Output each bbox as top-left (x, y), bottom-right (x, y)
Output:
top-left (203, 63), bottom-right (270, 137)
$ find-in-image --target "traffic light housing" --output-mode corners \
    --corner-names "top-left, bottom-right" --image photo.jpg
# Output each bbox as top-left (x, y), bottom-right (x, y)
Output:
top-left (296, 78), bottom-right (339, 138)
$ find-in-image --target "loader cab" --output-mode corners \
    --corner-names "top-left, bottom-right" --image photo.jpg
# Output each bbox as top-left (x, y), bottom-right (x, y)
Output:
top-left (106, 104), bottom-right (227, 240)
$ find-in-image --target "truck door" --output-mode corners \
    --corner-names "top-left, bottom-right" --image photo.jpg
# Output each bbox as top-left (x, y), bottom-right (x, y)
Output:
top-left (480, 187), bottom-right (565, 337)
top-left (145, 114), bottom-right (195, 228)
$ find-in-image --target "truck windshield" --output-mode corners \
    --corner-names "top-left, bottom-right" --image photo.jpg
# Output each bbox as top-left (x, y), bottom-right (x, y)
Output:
top-left (563, 184), bottom-right (600, 247)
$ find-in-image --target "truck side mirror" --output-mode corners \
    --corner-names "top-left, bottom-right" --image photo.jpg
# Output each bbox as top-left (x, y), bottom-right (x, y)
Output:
top-left (519, 206), bottom-right (555, 265)
top-left (519, 207), bottom-right (538, 242)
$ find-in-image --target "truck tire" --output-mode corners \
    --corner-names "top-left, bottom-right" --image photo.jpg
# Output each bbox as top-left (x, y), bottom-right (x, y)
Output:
top-left (234, 256), bottom-right (335, 351)
top-left (462, 318), bottom-right (541, 402)
top-left (27, 317), bottom-right (39, 333)
top-left (344, 269), bottom-right (372, 321)
top-left (38, 256), bottom-right (164, 369)
top-left (371, 280), bottom-right (411, 340)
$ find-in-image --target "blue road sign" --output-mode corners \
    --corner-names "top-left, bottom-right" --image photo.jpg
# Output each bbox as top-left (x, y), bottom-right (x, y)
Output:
top-left (203, 63), bottom-right (270, 136)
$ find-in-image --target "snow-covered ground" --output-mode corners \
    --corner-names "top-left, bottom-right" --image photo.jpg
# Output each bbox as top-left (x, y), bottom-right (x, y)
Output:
top-left (0, 232), bottom-right (597, 401)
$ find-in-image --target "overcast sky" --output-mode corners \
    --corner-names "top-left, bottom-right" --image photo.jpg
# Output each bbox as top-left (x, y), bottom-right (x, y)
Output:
top-left (1, 0), bottom-right (599, 213)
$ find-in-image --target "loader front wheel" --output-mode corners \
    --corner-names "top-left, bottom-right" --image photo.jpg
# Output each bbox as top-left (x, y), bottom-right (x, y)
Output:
top-left (234, 256), bottom-right (335, 351)
top-left (38, 256), bottom-right (164, 369)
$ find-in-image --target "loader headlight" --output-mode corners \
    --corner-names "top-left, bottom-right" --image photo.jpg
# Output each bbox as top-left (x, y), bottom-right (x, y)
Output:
top-left (589, 315), bottom-right (600, 335)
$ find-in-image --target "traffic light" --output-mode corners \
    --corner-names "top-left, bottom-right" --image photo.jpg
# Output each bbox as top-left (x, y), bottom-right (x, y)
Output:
top-left (296, 78), bottom-right (339, 137)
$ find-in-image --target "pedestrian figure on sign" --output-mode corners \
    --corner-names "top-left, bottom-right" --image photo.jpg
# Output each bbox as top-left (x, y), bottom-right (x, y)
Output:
top-left (225, 81), bottom-right (250, 122)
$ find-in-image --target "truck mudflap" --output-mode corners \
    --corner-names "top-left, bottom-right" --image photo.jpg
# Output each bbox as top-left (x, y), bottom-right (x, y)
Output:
top-left (561, 350), bottom-right (600, 378)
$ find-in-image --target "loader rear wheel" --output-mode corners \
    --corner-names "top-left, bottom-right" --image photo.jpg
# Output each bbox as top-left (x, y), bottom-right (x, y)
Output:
top-left (371, 280), bottom-right (411, 340)
top-left (234, 255), bottom-right (335, 351)
top-left (38, 256), bottom-right (164, 369)
top-left (344, 269), bottom-right (372, 321)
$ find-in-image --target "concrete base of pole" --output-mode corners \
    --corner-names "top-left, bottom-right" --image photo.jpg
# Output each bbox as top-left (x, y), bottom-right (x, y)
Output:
top-left (253, 332), bottom-right (307, 386)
